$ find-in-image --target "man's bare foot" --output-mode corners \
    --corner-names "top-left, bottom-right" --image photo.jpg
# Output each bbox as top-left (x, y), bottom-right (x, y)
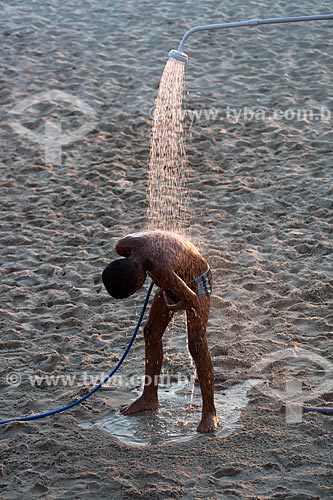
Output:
top-left (120, 395), bottom-right (159, 415)
top-left (196, 413), bottom-right (219, 433)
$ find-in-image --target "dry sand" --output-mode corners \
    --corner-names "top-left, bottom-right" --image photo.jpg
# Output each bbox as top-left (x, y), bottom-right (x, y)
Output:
top-left (1, 0), bottom-right (333, 498)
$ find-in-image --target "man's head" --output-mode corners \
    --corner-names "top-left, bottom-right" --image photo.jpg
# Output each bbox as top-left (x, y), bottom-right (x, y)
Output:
top-left (102, 258), bottom-right (146, 299)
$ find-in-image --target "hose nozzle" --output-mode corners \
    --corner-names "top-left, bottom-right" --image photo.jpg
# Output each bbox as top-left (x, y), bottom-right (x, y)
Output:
top-left (168, 49), bottom-right (188, 63)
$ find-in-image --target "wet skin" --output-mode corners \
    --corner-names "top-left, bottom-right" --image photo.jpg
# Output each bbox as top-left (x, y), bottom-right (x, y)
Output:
top-left (113, 231), bottom-right (219, 433)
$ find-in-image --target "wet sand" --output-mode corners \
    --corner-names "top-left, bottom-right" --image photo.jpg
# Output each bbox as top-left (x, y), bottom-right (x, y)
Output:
top-left (1, 0), bottom-right (333, 498)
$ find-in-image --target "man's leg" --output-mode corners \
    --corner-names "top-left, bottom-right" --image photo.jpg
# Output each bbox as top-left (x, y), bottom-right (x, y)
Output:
top-left (186, 297), bottom-right (219, 432)
top-left (121, 289), bottom-right (173, 415)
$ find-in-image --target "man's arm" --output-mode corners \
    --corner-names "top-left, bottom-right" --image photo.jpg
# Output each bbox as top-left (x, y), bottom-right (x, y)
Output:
top-left (148, 268), bottom-right (199, 310)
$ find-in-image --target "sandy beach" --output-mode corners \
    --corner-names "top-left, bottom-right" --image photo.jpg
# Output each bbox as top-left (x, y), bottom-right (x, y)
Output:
top-left (1, 0), bottom-right (333, 498)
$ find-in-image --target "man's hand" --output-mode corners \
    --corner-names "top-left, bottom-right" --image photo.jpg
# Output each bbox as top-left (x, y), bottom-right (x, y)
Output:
top-left (163, 290), bottom-right (200, 312)
top-left (163, 293), bottom-right (185, 312)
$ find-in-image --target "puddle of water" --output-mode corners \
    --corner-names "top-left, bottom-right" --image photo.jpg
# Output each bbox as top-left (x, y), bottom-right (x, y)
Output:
top-left (80, 379), bottom-right (261, 446)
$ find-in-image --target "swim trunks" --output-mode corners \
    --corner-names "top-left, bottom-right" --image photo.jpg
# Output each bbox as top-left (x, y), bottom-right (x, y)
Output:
top-left (189, 267), bottom-right (213, 297)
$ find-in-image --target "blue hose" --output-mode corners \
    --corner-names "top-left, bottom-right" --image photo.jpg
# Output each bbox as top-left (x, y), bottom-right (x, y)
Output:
top-left (303, 406), bottom-right (333, 415)
top-left (0, 282), bottom-right (154, 426)
top-left (1, 279), bottom-right (331, 424)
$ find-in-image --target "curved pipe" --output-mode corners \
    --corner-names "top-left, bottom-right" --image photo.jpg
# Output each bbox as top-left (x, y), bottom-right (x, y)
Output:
top-left (169, 14), bottom-right (333, 60)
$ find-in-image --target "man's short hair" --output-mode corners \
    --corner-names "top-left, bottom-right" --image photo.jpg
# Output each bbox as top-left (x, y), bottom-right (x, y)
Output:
top-left (102, 258), bottom-right (141, 299)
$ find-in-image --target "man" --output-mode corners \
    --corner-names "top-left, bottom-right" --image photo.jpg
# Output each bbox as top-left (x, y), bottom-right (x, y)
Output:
top-left (102, 230), bottom-right (218, 433)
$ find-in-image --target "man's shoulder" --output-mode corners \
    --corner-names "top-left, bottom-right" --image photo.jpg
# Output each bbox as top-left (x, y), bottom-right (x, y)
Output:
top-left (117, 233), bottom-right (144, 246)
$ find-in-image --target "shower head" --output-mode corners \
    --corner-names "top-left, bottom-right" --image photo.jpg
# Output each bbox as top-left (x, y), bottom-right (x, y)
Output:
top-left (168, 49), bottom-right (188, 64)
